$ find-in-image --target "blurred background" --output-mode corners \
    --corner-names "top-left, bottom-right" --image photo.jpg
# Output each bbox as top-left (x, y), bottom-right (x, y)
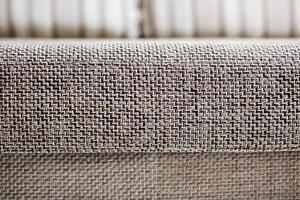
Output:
top-left (0, 0), bottom-right (299, 38)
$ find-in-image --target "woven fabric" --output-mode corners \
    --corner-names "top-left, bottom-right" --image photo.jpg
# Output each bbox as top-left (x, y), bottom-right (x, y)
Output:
top-left (1, 152), bottom-right (299, 199)
top-left (1, 40), bottom-right (300, 153)
top-left (1, 40), bottom-right (300, 199)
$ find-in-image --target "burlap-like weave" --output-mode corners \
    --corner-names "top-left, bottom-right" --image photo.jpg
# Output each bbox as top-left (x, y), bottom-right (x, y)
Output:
top-left (1, 152), bottom-right (299, 199)
top-left (1, 41), bottom-right (300, 153)
top-left (0, 41), bottom-right (300, 199)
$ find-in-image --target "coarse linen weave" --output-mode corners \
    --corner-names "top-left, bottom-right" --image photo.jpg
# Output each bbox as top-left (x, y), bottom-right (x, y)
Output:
top-left (0, 40), bottom-right (299, 199)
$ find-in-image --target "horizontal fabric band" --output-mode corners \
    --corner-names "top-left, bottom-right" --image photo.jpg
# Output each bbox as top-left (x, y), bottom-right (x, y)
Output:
top-left (1, 40), bottom-right (300, 153)
top-left (1, 152), bottom-right (299, 199)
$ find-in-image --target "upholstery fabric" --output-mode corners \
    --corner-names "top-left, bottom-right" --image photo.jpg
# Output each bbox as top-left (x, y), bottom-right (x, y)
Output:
top-left (0, 40), bottom-right (300, 199)
top-left (1, 152), bottom-right (299, 199)
top-left (1, 40), bottom-right (300, 153)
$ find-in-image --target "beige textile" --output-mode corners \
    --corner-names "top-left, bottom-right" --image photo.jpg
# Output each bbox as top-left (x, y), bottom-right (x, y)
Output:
top-left (1, 152), bottom-right (299, 199)
top-left (0, 40), bottom-right (300, 199)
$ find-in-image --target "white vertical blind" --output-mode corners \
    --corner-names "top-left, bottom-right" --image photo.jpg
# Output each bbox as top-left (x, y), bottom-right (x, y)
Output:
top-left (194, 0), bottom-right (221, 37)
top-left (125, 0), bottom-right (141, 38)
top-left (0, 0), bottom-right (299, 38)
top-left (172, 0), bottom-right (194, 37)
top-left (103, 0), bottom-right (125, 37)
top-left (0, 0), bottom-right (9, 36)
top-left (32, 0), bottom-right (53, 37)
top-left (83, 0), bottom-right (104, 37)
top-left (141, 0), bottom-right (154, 37)
top-left (151, 0), bottom-right (172, 37)
top-left (10, 0), bottom-right (31, 37)
top-left (293, 0), bottom-right (300, 36)
top-left (242, 0), bottom-right (264, 37)
top-left (222, 0), bottom-right (242, 37)
top-left (54, 0), bottom-right (82, 37)
top-left (265, 0), bottom-right (292, 37)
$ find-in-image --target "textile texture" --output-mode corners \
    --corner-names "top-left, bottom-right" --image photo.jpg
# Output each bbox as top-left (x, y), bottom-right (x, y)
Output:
top-left (1, 152), bottom-right (299, 199)
top-left (0, 40), bottom-right (300, 199)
